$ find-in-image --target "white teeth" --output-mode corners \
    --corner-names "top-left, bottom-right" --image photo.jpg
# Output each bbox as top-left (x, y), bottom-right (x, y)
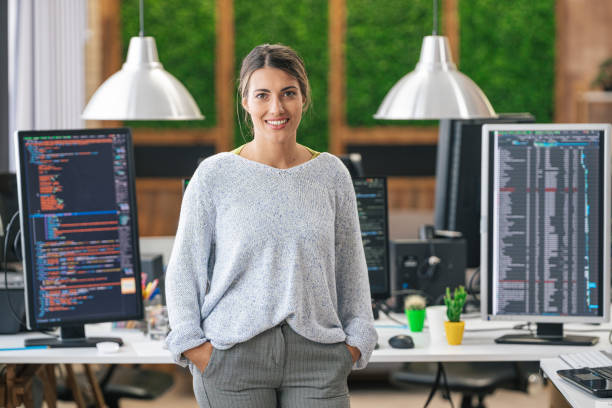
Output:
top-left (267, 119), bottom-right (288, 126)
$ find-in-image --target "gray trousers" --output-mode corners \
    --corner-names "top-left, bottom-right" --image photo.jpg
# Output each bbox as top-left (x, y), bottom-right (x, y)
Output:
top-left (190, 323), bottom-right (353, 407)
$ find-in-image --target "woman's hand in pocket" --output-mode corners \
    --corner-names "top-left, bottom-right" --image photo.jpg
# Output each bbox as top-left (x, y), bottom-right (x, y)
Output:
top-left (345, 344), bottom-right (361, 364)
top-left (184, 341), bottom-right (214, 373)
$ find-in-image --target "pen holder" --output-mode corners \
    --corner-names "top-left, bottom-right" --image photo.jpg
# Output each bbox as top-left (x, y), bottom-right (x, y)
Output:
top-left (145, 300), bottom-right (169, 341)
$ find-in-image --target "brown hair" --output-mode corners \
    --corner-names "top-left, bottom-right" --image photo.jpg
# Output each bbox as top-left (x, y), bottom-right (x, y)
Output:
top-left (237, 44), bottom-right (311, 138)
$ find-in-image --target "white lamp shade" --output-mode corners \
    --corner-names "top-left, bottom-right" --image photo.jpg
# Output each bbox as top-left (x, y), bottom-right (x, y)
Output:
top-left (374, 36), bottom-right (496, 120)
top-left (82, 36), bottom-right (204, 120)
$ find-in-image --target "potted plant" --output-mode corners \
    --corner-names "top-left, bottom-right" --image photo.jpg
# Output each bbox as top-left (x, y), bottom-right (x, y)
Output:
top-left (592, 58), bottom-right (612, 91)
top-left (443, 286), bottom-right (467, 345)
top-left (404, 295), bottom-right (426, 332)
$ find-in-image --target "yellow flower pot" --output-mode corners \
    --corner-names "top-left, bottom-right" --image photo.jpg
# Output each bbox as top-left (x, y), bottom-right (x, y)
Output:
top-left (444, 321), bottom-right (465, 345)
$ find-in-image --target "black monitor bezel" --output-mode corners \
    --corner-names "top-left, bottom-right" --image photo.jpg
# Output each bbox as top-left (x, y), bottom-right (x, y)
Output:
top-left (481, 124), bottom-right (610, 323)
top-left (352, 176), bottom-right (391, 301)
top-left (15, 128), bottom-right (143, 330)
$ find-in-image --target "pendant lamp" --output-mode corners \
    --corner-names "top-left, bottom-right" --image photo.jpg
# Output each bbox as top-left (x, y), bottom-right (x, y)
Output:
top-left (82, 0), bottom-right (204, 120)
top-left (374, 0), bottom-right (496, 120)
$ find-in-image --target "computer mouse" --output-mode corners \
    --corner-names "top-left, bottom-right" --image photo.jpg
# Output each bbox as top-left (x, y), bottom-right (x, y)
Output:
top-left (388, 334), bottom-right (415, 349)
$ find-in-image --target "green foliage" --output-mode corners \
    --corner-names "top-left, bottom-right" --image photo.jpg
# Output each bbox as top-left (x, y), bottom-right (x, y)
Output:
top-left (119, 0), bottom-right (556, 148)
top-left (592, 58), bottom-right (612, 91)
top-left (459, 0), bottom-right (555, 122)
top-left (234, 0), bottom-right (329, 151)
top-left (120, 0), bottom-right (216, 128)
top-left (444, 286), bottom-right (466, 322)
top-left (346, 0), bottom-right (436, 127)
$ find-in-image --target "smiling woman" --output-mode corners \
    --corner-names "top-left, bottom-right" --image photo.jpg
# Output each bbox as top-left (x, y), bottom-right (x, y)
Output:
top-left (164, 43), bottom-right (378, 408)
top-left (235, 44), bottom-right (314, 169)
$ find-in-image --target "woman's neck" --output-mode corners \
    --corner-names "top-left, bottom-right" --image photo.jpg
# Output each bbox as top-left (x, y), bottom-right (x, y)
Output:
top-left (241, 139), bottom-right (309, 169)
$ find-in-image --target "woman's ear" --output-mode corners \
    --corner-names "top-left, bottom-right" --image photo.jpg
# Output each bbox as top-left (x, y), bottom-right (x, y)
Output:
top-left (242, 97), bottom-right (249, 113)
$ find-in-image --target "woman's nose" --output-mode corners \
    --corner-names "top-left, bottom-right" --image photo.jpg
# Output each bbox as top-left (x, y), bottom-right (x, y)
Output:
top-left (269, 96), bottom-right (285, 114)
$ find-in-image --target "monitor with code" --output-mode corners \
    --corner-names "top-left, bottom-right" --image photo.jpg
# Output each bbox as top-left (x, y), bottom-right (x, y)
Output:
top-left (15, 128), bottom-right (143, 347)
top-left (481, 124), bottom-right (611, 345)
top-left (353, 177), bottom-right (390, 300)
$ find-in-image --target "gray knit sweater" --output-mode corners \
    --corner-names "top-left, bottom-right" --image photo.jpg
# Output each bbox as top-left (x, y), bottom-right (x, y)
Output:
top-left (164, 151), bottom-right (377, 369)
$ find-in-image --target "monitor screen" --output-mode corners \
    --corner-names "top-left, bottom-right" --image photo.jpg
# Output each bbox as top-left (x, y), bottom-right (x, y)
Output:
top-left (434, 114), bottom-right (534, 268)
top-left (481, 124), bottom-right (610, 329)
top-left (15, 128), bottom-right (142, 346)
top-left (353, 177), bottom-right (390, 300)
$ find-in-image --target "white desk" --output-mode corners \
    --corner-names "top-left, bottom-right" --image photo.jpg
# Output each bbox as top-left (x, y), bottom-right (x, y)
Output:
top-left (540, 357), bottom-right (612, 408)
top-left (373, 315), bottom-right (612, 363)
top-left (1, 315), bottom-right (609, 364)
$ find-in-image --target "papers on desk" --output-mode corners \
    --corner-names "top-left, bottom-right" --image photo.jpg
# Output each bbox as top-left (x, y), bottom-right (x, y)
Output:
top-left (559, 350), bottom-right (612, 369)
top-left (131, 341), bottom-right (168, 357)
top-left (595, 401), bottom-right (612, 408)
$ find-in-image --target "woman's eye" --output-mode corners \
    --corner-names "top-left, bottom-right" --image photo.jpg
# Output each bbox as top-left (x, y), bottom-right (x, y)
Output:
top-left (255, 93), bottom-right (267, 99)
top-left (284, 91), bottom-right (296, 97)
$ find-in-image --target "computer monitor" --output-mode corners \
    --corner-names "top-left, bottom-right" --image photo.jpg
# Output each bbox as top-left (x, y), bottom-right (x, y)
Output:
top-left (352, 177), bottom-right (390, 301)
top-left (434, 114), bottom-right (535, 268)
top-left (15, 128), bottom-right (143, 347)
top-left (481, 124), bottom-right (611, 345)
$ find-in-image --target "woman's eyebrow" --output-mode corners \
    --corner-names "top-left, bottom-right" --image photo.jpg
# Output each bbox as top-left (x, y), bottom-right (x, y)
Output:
top-left (253, 86), bottom-right (297, 93)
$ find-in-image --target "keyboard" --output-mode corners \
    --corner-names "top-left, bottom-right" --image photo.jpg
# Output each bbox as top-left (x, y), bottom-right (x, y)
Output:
top-left (592, 366), bottom-right (612, 379)
top-left (557, 365), bottom-right (612, 398)
top-left (559, 350), bottom-right (612, 369)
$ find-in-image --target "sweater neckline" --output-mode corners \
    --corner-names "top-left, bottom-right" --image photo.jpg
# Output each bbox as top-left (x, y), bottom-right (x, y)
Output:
top-left (230, 150), bottom-right (326, 173)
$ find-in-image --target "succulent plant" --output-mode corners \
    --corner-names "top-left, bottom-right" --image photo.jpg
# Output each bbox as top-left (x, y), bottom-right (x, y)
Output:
top-left (404, 294), bottom-right (426, 311)
top-left (444, 286), bottom-right (467, 322)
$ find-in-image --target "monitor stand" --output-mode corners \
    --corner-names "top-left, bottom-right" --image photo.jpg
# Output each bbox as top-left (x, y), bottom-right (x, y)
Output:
top-left (25, 325), bottom-right (123, 348)
top-left (495, 323), bottom-right (598, 346)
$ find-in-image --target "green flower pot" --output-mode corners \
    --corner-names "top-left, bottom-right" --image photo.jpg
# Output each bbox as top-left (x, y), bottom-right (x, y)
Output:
top-left (406, 309), bottom-right (426, 332)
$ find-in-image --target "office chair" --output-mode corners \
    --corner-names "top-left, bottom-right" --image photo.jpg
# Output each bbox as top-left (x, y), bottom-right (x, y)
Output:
top-left (390, 361), bottom-right (539, 408)
top-left (57, 364), bottom-right (174, 408)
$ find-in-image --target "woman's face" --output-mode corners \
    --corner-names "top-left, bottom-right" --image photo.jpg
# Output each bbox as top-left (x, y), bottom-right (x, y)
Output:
top-left (242, 67), bottom-right (304, 144)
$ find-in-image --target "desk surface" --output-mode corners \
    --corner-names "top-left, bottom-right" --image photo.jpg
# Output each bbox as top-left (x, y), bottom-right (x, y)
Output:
top-left (540, 358), bottom-right (612, 408)
top-left (1, 315), bottom-right (610, 365)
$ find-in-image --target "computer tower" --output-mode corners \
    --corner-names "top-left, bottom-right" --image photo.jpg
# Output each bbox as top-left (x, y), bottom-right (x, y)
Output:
top-left (390, 239), bottom-right (466, 309)
top-left (0, 272), bottom-right (25, 334)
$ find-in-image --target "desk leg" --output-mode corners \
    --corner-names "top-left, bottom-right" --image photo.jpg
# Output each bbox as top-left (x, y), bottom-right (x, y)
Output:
top-left (548, 383), bottom-right (572, 408)
top-left (5, 365), bottom-right (16, 408)
top-left (64, 364), bottom-right (87, 408)
top-left (40, 365), bottom-right (57, 408)
top-left (84, 364), bottom-right (106, 408)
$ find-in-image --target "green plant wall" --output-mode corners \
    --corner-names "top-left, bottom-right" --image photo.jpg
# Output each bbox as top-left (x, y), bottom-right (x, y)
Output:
top-left (120, 0), bottom-right (216, 128)
top-left (234, 0), bottom-right (329, 151)
top-left (120, 0), bottom-right (555, 148)
top-left (346, 0), bottom-right (435, 127)
top-left (459, 0), bottom-right (555, 122)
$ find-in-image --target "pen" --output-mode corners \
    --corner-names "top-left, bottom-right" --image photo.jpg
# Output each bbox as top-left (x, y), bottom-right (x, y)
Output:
top-left (144, 282), bottom-right (153, 299)
top-left (148, 286), bottom-right (160, 301)
top-left (148, 279), bottom-right (159, 295)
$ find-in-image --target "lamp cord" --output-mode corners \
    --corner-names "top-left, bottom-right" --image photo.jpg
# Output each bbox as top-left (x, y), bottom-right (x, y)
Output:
top-left (432, 0), bottom-right (439, 35)
top-left (139, 0), bottom-right (145, 36)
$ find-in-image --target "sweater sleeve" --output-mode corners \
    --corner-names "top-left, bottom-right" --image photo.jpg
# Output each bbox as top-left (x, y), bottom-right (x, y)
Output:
top-left (334, 164), bottom-right (378, 369)
top-left (164, 168), bottom-right (214, 366)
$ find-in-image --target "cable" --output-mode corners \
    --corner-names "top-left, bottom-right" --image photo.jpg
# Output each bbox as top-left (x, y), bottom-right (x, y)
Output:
top-left (3, 211), bottom-right (57, 339)
top-left (3, 212), bottom-right (23, 326)
top-left (466, 267), bottom-right (480, 301)
top-left (376, 301), bottom-right (408, 326)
